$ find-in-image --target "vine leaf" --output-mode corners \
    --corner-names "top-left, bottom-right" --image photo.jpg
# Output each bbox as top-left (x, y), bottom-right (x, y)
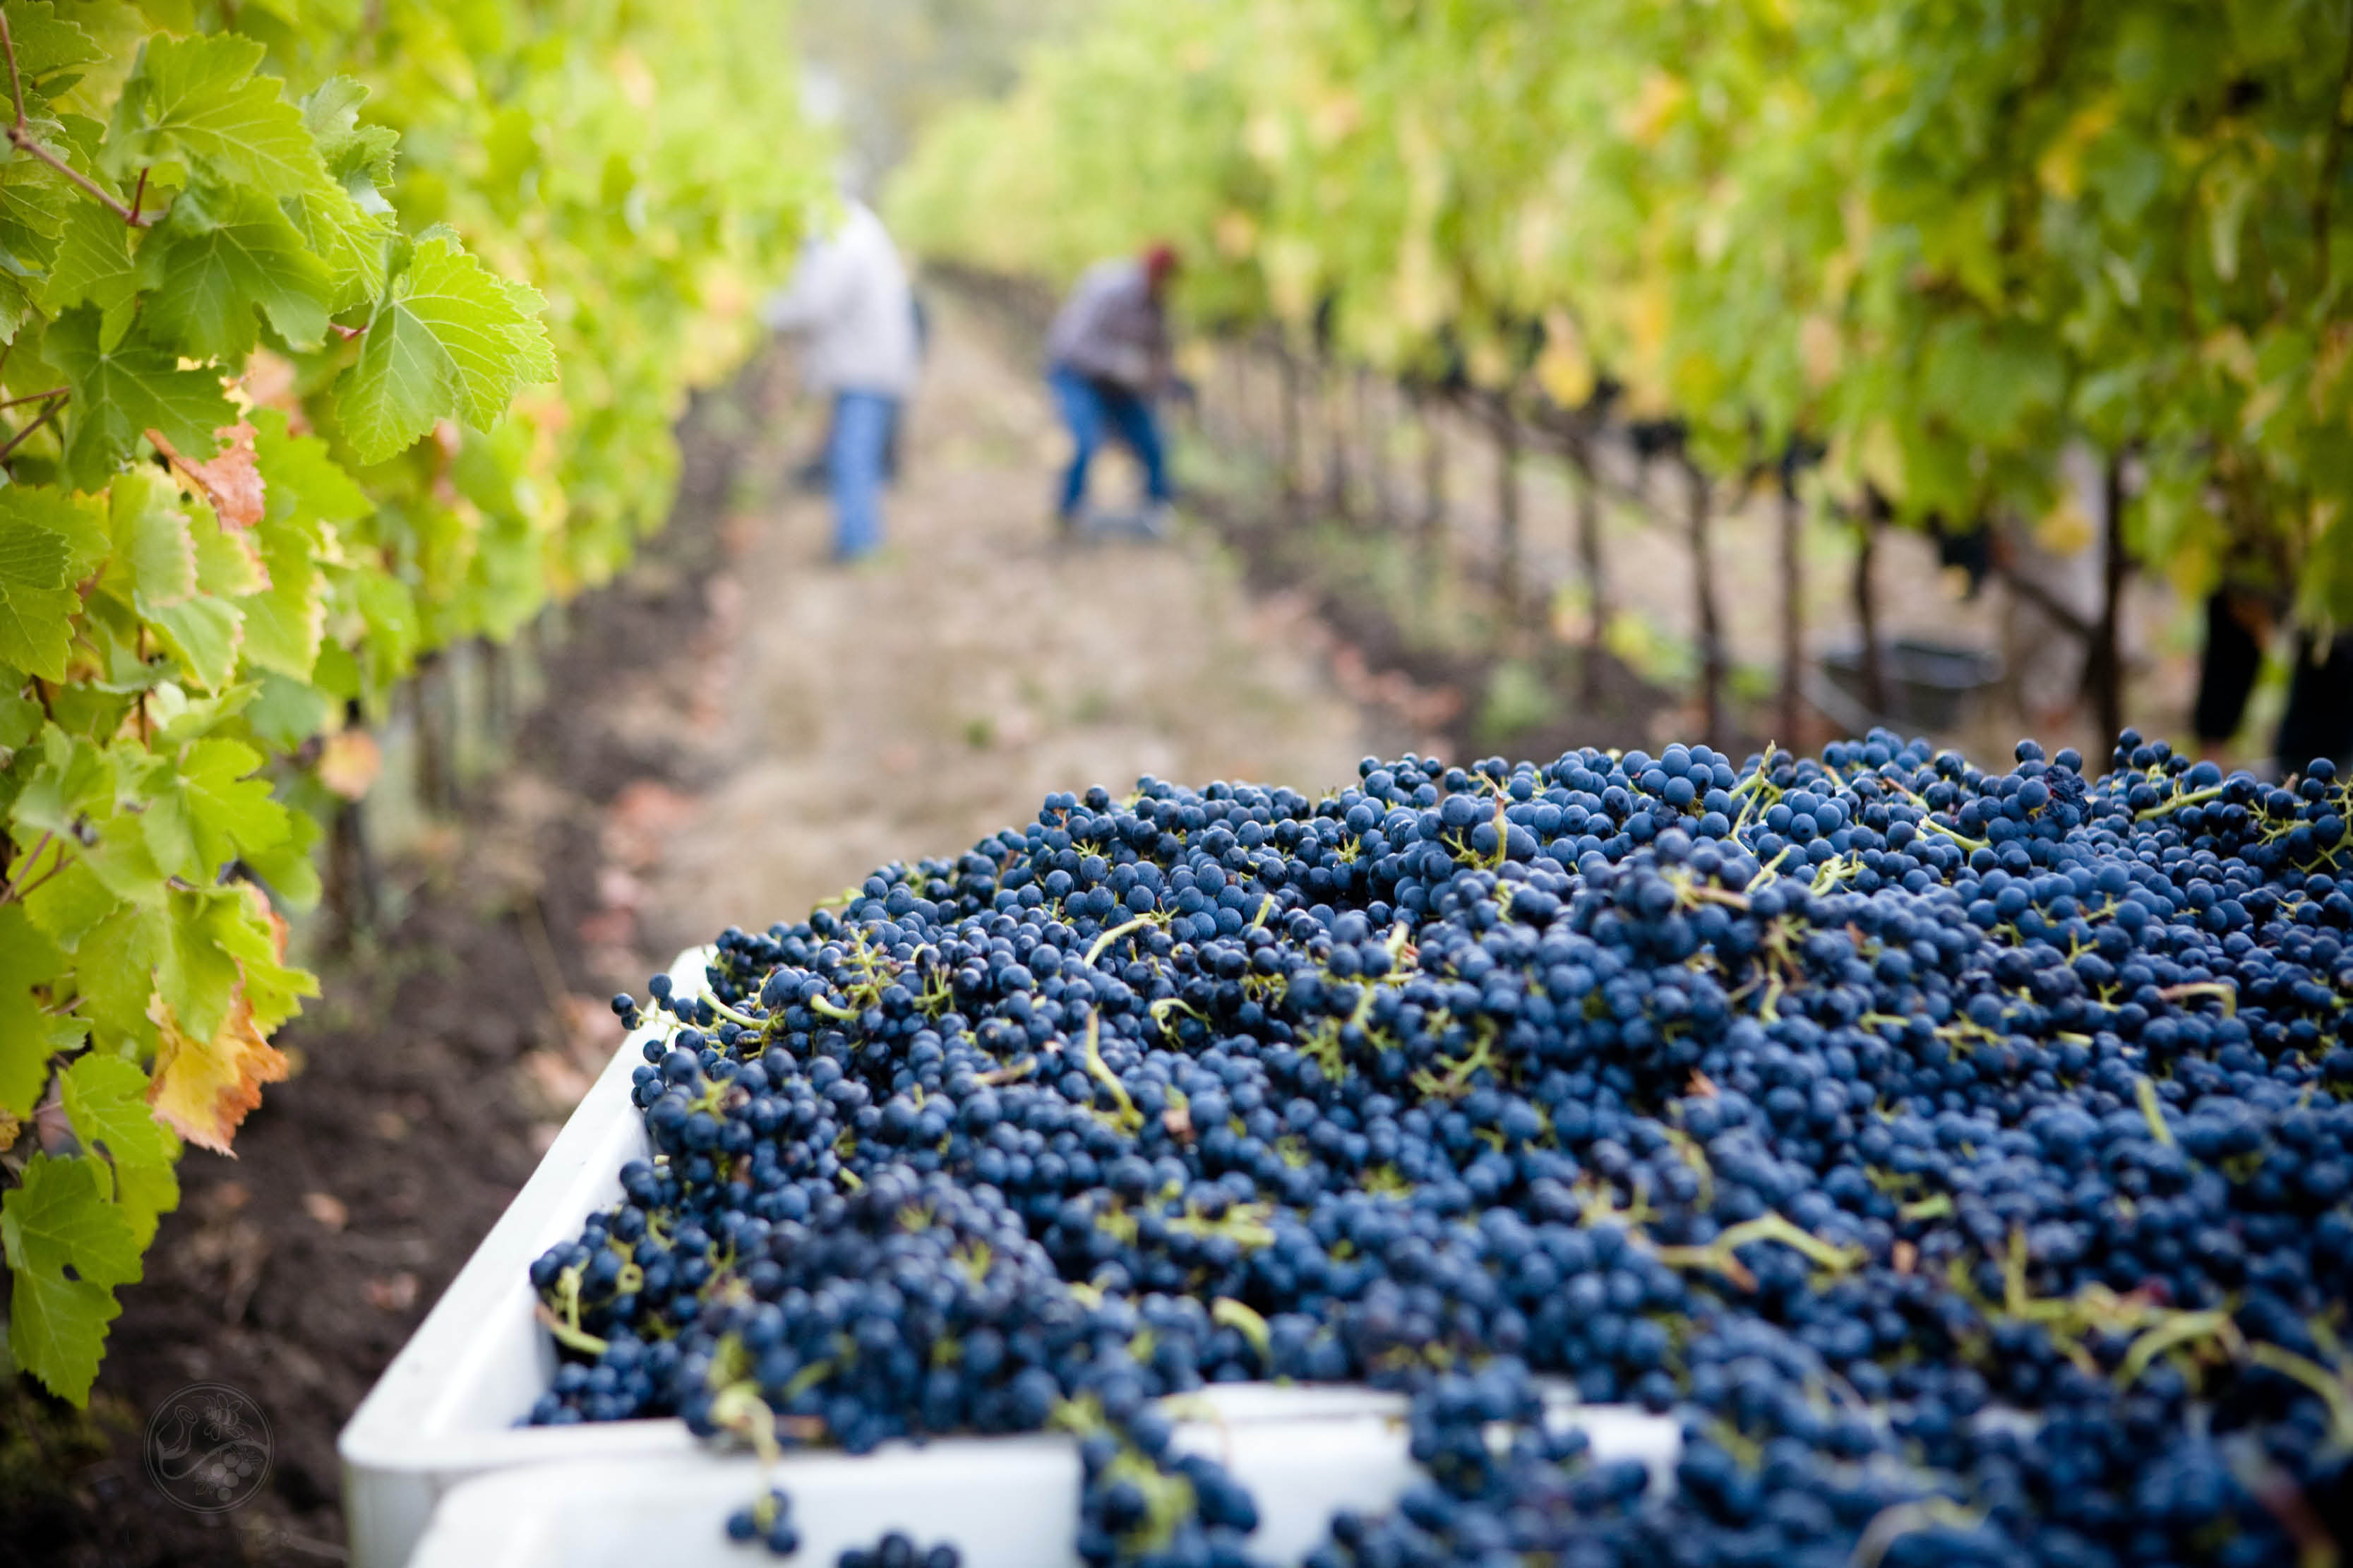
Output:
top-left (145, 594), bottom-right (241, 692)
top-left (133, 184), bottom-right (333, 359)
top-left (152, 420), bottom-right (265, 530)
top-left (237, 804), bottom-right (321, 914)
top-left (146, 884), bottom-right (311, 1151)
top-left (146, 973), bottom-right (286, 1156)
top-left (2, 1151), bottom-right (139, 1404)
top-left (59, 1053), bottom-right (180, 1249)
top-left (0, 903), bottom-right (80, 1116)
top-left (238, 513), bottom-right (319, 676)
top-left (110, 468), bottom-right (197, 608)
top-left (136, 737), bottom-right (289, 885)
top-left (0, 505), bottom-right (77, 681)
top-left (0, 163), bottom-right (65, 343)
top-left (64, 896), bottom-right (163, 1054)
top-left (205, 886), bottom-right (313, 1032)
top-left (0, 486), bottom-right (103, 681)
top-left (42, 200), bottom-right (138, 348)
top-left (316, 729), bottom-right (380, 799)
top-left (4, 4), bottom-right (106, 79)
top-left (49, 309), bottom-right (234, 490)
top-left (190, 503), bottom-right (268, 598)
top-left (238, 412), bottom-right (358, 680)
top-left (9, 725), bottom-right (109, 845)
top-left (109, 469), bottom-right (244, 689)
top-left (294, 78), bottom-right (397, 313)
top-left (103, 34), bottom-right (334, 201)
top-left (337, 232), bottom-right (555, 464)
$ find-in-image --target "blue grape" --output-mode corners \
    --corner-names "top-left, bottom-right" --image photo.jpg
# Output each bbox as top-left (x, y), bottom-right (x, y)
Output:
top-left (526, 731), bottom-right (2352, 1567)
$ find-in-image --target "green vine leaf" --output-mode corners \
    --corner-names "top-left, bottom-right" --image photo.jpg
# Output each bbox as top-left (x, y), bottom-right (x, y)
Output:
top-left (0, 508), bottom-right (78, 681)
top-left (2, 1152), bottom-right (138, 1404)
top-left (337, 232), bottom-right (556, 464)
top-left (135, 737), bottom-right (289, 885)
top-left (294, 77), bottom-right (397, 313)
top-left (0, 904), bottom-right (78, 1115)
top-left (42, 200), bottom-right (138, 347)
top-left (60, 1054), bottom-right (174, 1173)
top-left (104, 34), bottom-right (335, 201)
top-left (133, 182), bottom-right (334, 359)
top-left (49, 311), bottom-right (235, 491)
top-left (59, 1052), bottom-right (181, 1249)
top-left (1, 3), bottom-right (105, 80)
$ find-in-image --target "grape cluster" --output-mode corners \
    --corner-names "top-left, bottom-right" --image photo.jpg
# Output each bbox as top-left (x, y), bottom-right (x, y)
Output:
top-left (726, 1486), bottom-right (801, 1555)
top-left (530, 731), bottom-right (2353, 1566)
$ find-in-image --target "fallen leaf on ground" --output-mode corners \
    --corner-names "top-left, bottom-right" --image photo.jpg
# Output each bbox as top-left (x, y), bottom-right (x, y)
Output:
top-left (303, 1192), bottom-right (348, 1231)
top-left (364, 1272), bottom-right (419, 1312)
top-left (521, 1049), bottom-right (591, 1111)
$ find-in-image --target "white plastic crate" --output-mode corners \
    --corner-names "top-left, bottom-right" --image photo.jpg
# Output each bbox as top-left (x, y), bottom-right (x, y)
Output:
top-left (342, 947), bottom-right (1680, 1568)
top-left (406, 1405), bottom-right (1682, 1568)
top-left (339, 947), bottom-right (718, 1568)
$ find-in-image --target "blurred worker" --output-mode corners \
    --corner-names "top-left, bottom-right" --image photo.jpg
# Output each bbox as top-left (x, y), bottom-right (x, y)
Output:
top-left (762, 199), bottom-right (919, 563)
top-left (1046, 243), bottom-right (1180, 537)
top-left (791, 291), bottom-right (930, 493)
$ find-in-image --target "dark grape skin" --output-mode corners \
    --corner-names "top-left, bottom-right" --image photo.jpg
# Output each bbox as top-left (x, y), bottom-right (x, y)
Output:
top-left (836, 1535), bottom-right (958, 1568)
top-left (526, 732), bottom-right (2353, 1568)
top-left (724, 1487), bottom-right (798, 1556)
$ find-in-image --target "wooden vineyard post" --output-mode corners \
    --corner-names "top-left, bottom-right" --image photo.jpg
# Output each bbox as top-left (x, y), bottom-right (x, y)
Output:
top-left (2083, 450), bottom-right (2129, 748)
top-left (1494, 398), bottom-right (1524, 628)
top-left (1360, 369), bottom-right (1393, 528)
top-left (1568, 430), bottom-right (1608, 705)
top-left (1216, 342), bottom-right (1239, 457)
top-left (1497, 402), bottom-right (1526, 629)
top-left (324, 707), bottom-right (381, 950)
top-left (413, 653), bottom-right (453, 813)
top-left (1686, 456), bottom-right (1725, 746)
top-left (1855, 498), bottom-right (1888, 717)
top-left (1280, 345), bottom-right (1305, 513)
top-left (1416, 386), bottom-right (1449, 599)
top-left (1322, 360), bottom-right (1353, 524)
top-left (326, 798), bottom-right (379, 949)
top-left (484, 636), bottom-right (512, 759)
top-left (1242, 339), bottom-right (1261, 461)
top-left (1778, 465), bottom-right (1804, 748)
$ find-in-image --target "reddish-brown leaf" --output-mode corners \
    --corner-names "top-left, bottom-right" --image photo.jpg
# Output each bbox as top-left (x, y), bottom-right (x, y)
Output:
top-left (148, 421), bottom-right (266, 529)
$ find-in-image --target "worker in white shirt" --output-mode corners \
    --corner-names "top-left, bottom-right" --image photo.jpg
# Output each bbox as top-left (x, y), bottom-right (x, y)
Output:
top-left (762, 200), bottom-right (920, 563)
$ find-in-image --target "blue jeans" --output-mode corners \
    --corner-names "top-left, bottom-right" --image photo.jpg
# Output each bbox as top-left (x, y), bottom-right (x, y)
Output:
top-left (828, 391), bottom-right (897, 560)
top-left (1049, 366), bottom-right (1169, 518)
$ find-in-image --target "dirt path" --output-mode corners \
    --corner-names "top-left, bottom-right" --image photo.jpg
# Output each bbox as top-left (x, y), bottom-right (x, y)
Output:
top-left (629, 295), bottom-right (1375, 962)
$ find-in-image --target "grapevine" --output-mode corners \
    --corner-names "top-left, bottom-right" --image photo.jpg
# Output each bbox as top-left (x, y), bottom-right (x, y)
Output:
top-left (889, 0), bottom-right (2353, 629)
top-left (0, 0), bottom-right (813, 1404)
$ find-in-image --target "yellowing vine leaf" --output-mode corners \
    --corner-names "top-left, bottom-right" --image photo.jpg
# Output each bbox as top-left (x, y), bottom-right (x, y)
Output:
top-left (145, 887), bottom-right (302, 1154)
top-left (146, 987), bottom-right (287, 1156)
